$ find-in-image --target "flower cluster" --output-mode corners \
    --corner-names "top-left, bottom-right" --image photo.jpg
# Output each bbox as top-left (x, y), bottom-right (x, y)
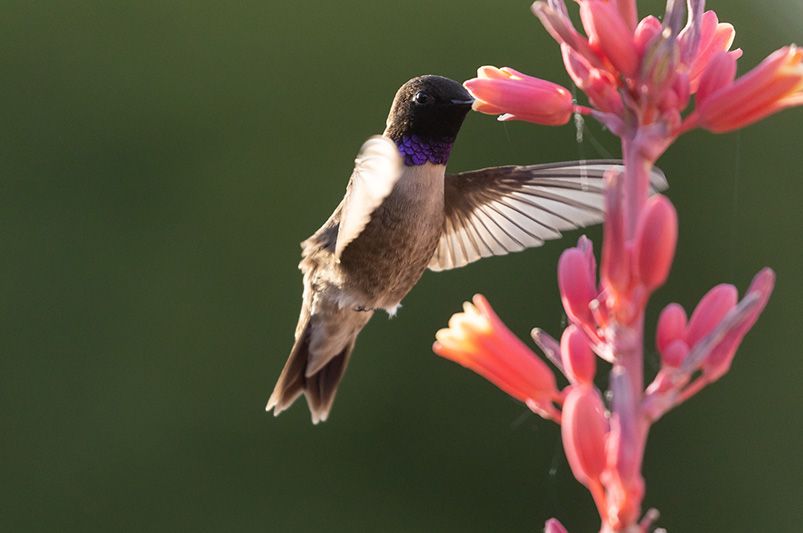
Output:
top-left (435, 1), bottom-right (797, 531)
top-left (468, 0), bottom-right (802, 153)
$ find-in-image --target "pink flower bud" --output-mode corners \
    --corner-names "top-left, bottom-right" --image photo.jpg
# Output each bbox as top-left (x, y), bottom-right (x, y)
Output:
top-left (576, 235), bottom-right (597, 279)
top-left (558, 247), bottom-right (597, 327)
top-left (687, 11), bottom-right (738, 92)
top-left (587, 69), bottom-right (624, 114)
top-left (614, 0), bottom-right (637, 31)
top-left (656, 303), bottom-right (687, 353)
top-left (634, 195), bottom-right (677, 291)
top-left (464, 66), bottom-right (574, 125)
top-left (562, 43), bottom-right (591, 89)
top-left (685, 284), bottom-right (738, 347)
top-left (562, 384), bottom-right (609, 486)
top-left (433, 294), bottom-right (559, 419)
top-left (580, 0), bottom-right (639, 78)
top-left (634, 16), bottom-right (661, 56)
top-left (544, 518), bottom-right (569, 533)
top-left (671, 70), bottom-right (691, 111)
top-left (600, 169), bottom-right (630, 296)
top-left (661, 338), bottom-right (689, 368)
top-left (561, 44), bottom-right (623, 114)
top-left (703, 268), bottom-right (775, 380)
top-left (561, 325), bottom-right (596, 384)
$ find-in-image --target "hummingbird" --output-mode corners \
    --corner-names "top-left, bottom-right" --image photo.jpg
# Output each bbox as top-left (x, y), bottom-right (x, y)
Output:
top-left (267, 75), bottom-right (666, 423)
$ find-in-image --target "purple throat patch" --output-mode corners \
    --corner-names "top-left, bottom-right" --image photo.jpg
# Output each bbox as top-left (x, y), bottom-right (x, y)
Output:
top-left (397, 135), bottom-right (453, 166)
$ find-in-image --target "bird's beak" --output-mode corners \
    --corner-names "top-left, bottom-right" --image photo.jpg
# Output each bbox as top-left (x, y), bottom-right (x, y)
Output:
top-left (449, 97), bottom-right (475, 108)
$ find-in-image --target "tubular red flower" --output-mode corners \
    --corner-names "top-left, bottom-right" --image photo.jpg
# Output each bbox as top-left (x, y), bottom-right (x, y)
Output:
top-left (562, 384), bottom-right (609, 487)
top-left (433, 294), bottom-right (559, 418)
top-left (634, 195), bottom-right (677, 291)
top-left (464, 66), bottom-right (574, 125)
top-left (695, 45), bottom-right (803, 133)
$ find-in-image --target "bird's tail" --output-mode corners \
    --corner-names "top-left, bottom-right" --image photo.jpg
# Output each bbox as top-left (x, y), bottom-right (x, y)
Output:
top-left (266, 303), bottom-right (370, 424)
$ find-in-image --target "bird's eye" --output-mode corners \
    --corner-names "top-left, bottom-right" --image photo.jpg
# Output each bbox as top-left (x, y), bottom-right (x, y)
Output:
top-left (413, 91), bottom-right (432, 105)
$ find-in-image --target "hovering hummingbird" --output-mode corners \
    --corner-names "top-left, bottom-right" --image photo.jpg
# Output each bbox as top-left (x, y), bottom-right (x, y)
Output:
top-left (267, 75), bottom-right (666, 423)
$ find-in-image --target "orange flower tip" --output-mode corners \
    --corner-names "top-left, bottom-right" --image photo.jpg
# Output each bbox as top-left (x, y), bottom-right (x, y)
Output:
top-left (434, 328), bottom-right (451, 344)
top-left (472, 293), bottom-right (489, 307)
top-left (475, 65), bottom-right (507, 79)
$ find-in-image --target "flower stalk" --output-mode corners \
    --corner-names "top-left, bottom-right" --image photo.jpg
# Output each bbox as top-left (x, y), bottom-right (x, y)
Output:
top-left (434, 1), bottom-right (796, 531)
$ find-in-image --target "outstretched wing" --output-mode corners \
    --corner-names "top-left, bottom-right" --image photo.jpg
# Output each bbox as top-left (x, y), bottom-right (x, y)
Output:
top-left (429, 160), bottom-right (667, 271)
top-left (334, 135), bottom-right (403, 260)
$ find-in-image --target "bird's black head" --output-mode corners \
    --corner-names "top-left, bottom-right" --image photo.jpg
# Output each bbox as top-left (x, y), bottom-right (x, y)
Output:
top-left (384, 75), bottom-right (474, 147)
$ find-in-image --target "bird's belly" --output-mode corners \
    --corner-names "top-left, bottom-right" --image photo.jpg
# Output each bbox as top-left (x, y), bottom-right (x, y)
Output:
top-left (338, 197), bottom-right (443, 311)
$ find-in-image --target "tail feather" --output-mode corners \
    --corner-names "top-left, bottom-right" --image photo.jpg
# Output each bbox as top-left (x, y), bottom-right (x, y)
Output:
top-left (304, 338), bottom-right (355, 424)
top-left (267, 311), bottom-right (362, 424)
top-left (265, 319), bottom-right (311, 417)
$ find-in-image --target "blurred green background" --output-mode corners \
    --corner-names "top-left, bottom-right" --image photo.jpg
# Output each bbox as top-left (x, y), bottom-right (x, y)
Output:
top-left (1, 1), bottom-right (800, 531)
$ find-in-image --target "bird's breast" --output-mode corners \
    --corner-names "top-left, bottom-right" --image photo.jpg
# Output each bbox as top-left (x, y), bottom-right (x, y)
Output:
top-left (338, 163), bottom-right (445, 308)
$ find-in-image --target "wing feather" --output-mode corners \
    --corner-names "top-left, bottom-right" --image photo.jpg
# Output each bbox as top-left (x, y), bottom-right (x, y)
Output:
top-left (334, 136), bottom-right (403, 259)
top-left (429, 160), bottom-right (667, 271)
